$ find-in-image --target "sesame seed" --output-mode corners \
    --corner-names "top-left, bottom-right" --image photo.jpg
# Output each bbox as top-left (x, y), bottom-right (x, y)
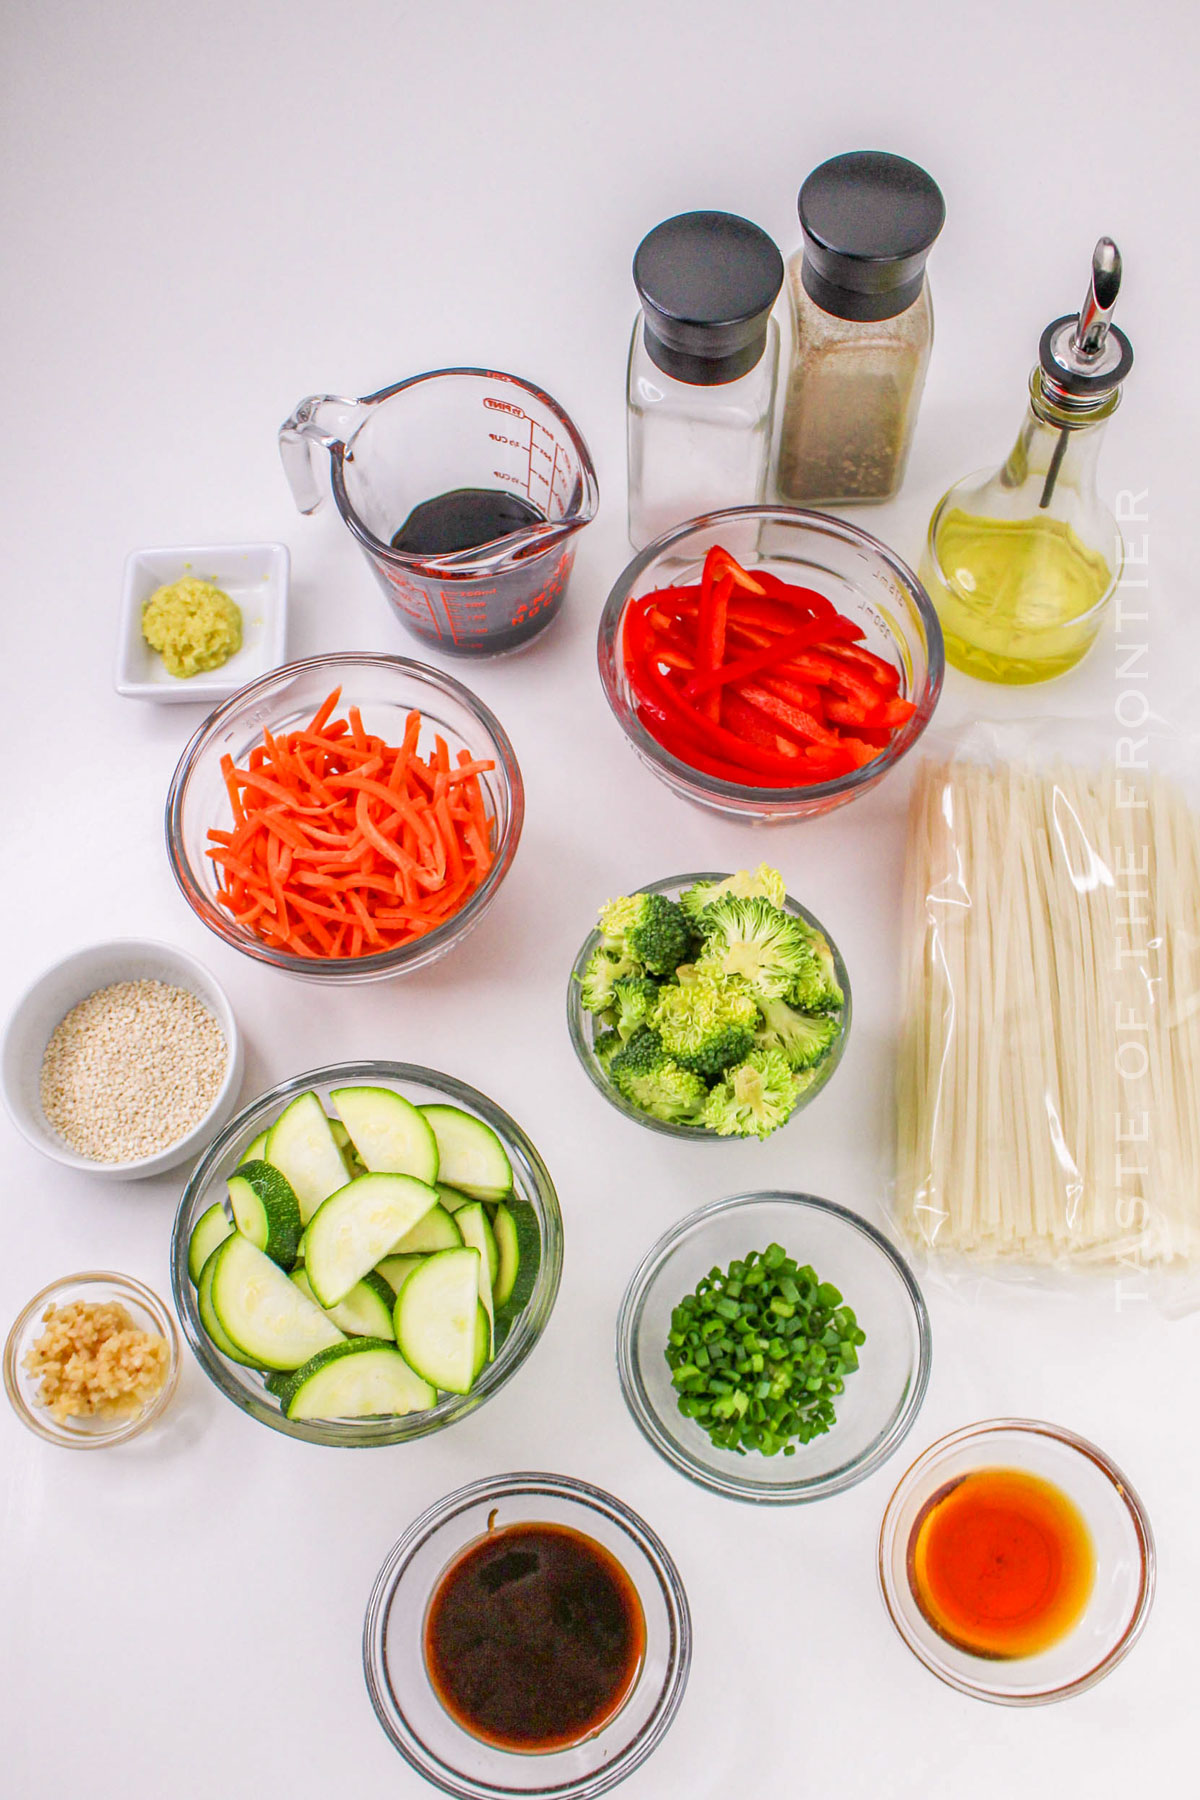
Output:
top-left (39, 979), bottom-right (227, 1162)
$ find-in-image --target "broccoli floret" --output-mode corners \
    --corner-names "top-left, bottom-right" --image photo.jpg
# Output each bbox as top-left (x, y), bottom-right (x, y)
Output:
top-left (612, 976), bottom-right (661, 1042)
top-left (802, 929), bottom-right (845, 1011)
top-left (702, 1047), bottom-right (802, 1141)
top-left (598, 891), bottom-right (692, 976)
top-left (756, 996), bottom-right (841, 1071)
top-left (652, 972), bottom-right (759, 1077)
top-left (696, 895), bottom-right (818, 1003)
top-left (609, 1027), bottom-right (707, 1125)
top-left (580, 945), bottom-right (636, 1014)
top-left (680, 864), bottom-right (788, 929)
top-left (593, 1029), bottom-right (622, 1070)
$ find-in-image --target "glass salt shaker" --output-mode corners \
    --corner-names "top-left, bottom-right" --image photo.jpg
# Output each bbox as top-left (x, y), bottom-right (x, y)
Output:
top-left (627, 211), bottom-right (784, 549)
top-left (776, 153), bottom-right (944, 506)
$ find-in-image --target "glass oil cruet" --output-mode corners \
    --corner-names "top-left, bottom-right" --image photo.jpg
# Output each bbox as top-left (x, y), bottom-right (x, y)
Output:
top-left (921, 238), bottom-right (1134, 684)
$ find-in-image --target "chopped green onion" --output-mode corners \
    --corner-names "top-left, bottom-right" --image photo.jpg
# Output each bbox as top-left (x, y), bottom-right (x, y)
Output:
top-left (663, 1243), bottom-right (865, 1458)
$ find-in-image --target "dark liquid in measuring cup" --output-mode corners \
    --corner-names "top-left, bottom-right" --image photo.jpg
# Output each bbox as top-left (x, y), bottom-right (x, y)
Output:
top-left (390, 488), bottom-right (544, 557)
top-left (423, 1521), bottom-right (646, 1753)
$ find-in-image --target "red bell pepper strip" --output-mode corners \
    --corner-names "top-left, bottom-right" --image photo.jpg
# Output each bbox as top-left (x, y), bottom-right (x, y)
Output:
top-left (630, 708), bottom-right (828, 786)
top-left (752, 673), bottom-right (828, 716)
top-left (824, 695), bottom-right (886, 728)
top-left (756, 571), bottom-right (837, 621)
top-left (702, 545), bottom-right (768, 596)
top-left (763, 649), bottom-right (890, 711)
top-left (721, 691), bottom-right (801, 756)
top-left (683, 615), bottom-right (864, 699)
top-left (695, 572), bottom-right (732, 723)
top-left (734, 683), bottom-right (842, 748)
top-left (820, 639), bottom-right (902, 691)
top-left (875, 695), bottom-right (917, 727)
top-left (654, 589), bottom-right (816, 638)
top-left (624, 604), bottom-right (817, 779)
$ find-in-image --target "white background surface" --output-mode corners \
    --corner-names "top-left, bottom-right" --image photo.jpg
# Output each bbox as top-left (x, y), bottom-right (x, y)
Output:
top-left (3, 3), bottom-right (1198, 1794)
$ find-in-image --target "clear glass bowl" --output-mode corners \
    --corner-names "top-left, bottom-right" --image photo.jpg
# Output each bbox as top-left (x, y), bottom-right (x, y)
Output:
top-left (566, 872), bottom-right (851, 1142)
top-left (362, 1471), bottom-right (691, 1799)
top-left (165, 652), bottom-right (523, 984)
top-left (597, 506), bottom-right (943, 822)
top-left (617, 1192), bottom-right (931, 1503)
top-left (4, 1271), bottom-right (180, 1448)
top-left (877, 1418), bottom-right (1155, 1704)
top-left (170, 1062), bottom-right (562, 1447)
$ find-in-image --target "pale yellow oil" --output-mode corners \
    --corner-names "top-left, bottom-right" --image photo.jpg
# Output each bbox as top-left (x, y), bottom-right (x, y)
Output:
top-left (921, 508), bottom-right (1113, 684)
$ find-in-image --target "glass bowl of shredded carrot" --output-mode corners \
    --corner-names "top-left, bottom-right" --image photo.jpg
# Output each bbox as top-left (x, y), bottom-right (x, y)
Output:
top-left (165, 654), bottom-right (523, 982)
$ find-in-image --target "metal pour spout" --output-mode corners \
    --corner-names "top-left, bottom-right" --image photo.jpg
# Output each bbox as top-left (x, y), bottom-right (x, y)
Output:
top-left (1072, 237), bottom-right (1122, 361)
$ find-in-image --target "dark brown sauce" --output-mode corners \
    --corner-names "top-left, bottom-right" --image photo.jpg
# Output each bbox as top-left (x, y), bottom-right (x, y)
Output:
top-left (424, 1521), bottom-right (646, 1754)
top-left (390, 488), bottom-right (543, 557)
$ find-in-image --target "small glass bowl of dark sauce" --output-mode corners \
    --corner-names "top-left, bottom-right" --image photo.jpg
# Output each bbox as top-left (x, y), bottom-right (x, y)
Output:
top-left (363, 1472), bottom-right (691, 1798)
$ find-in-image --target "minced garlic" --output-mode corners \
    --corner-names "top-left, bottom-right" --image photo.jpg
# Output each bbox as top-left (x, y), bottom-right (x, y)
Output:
top-left (24, 1299), bottom-right (169, 1422)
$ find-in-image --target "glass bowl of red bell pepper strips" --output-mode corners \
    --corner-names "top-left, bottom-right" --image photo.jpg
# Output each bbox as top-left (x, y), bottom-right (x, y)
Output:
top-left (566, 873), bottom-right (851, 1141)
top-left (597, 508), bottom-right (943, 822)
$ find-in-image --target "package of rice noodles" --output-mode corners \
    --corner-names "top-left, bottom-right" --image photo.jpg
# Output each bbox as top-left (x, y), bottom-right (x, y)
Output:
top-left (894, 720), bottom-right (1200, 1310)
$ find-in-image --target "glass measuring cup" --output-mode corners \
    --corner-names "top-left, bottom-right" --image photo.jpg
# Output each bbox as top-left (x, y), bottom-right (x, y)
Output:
top-left (279, 369), bottom-right (598, 656)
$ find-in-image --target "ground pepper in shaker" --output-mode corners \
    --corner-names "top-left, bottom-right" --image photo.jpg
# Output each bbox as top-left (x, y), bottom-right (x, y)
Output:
top-left (776, 153), bottom-right (944, 506)
top-left (627, 211), bottom-right (784, 549)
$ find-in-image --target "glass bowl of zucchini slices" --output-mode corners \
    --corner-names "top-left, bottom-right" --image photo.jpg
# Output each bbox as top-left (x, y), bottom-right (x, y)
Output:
top-left (170, 1061), bottom-right (562, 1446)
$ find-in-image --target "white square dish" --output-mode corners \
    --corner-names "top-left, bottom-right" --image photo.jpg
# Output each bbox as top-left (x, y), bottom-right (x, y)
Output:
top-left (114, 541), bottom-right (289, 703)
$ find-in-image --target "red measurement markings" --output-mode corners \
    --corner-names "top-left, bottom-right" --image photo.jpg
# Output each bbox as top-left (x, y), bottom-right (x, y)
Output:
top-left (443, 589), bottom-right (496, 646)
top-left (511, 549), bottom-right (572, 626)
top-left (546, 438), bottom-right (562, 517)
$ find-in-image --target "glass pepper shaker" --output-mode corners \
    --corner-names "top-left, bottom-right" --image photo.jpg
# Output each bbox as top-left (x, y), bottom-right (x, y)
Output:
top-left (776, 152), bottom-right (944, 506)
top-left (921, 238), bottom-right (1133, 684)
top-left (627, 211), bottom-right (784, 549)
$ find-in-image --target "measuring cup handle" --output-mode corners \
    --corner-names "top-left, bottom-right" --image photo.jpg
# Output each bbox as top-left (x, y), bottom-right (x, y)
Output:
top-left (277, 393), bottom-right (369, 515)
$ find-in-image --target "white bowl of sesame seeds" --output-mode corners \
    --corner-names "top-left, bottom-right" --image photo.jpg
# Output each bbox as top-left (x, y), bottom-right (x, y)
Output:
top-left (1, 940), bottom-right (244, 1179)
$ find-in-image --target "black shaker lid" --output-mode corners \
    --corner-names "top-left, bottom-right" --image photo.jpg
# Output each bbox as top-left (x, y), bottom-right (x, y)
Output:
top-left (798, 152), bottom-right (945, 322)
top-left (633, 211), bottom-right (785, 385)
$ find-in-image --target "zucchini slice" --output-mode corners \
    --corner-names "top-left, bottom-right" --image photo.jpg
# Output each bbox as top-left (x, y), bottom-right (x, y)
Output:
top-left (491, 1203), bottom-right (520, 1308)
top-left (238, 1129), bottom-right (270, 1166)
top-left (419, 1104), bottom-right (513, 1201)
top-left (435, 1183), bottom-right (474, 1214)
top-left (187, 1202), bottom-right (234, 1285)
top-left (197, 1245), bottom-right (260, 1366)
top-left (227, 1160), bottom-right (303, 1269)
top-left (331, 1086), bottom-right (439, 1185)
top-left (375, 1254), bottom-right (425, 1296)
top-left (304, 1172), bottom-right (439, 1307)
top-left (455, 1202), bottom-right (497, 1354)
top-left (330, 1118), bottom-right (367, 1177)
top-left (388, 1202), bottom-right (463, 1255)
top-left (395, 1247), bottom-right (484, 1394)
top-left (265, 1091), bottom-right (351, 1224)
top-left (208, 1233), bottom-right (345, 1370)
top-left (284, 1339), bottom-right (435, 1421)
top-left (291, 1266), bottom-right (396, 1341)
top-left (492, 1201), bottom-right (541, 1350)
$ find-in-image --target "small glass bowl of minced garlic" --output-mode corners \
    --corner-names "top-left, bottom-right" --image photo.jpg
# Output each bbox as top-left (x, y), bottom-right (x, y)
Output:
top-left (4, 1272), bottom-right (180, 1447)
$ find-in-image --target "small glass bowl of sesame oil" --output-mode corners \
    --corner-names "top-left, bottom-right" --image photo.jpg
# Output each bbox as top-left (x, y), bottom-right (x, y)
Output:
top-left (878, 1419), bottom-right (1155, 1704)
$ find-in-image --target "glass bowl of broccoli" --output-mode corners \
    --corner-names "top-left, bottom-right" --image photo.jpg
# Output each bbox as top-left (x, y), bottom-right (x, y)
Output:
top-left (566, 868), bottom-right (851, 1141)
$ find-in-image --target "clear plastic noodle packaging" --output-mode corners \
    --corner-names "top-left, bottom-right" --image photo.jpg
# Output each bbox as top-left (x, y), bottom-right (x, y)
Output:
top-left (895, 721), bottom-right (1200, 1307)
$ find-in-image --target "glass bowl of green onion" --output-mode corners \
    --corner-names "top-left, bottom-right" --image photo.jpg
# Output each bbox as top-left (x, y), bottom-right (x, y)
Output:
top-left (616, 1192), bottom-right (931, 1504)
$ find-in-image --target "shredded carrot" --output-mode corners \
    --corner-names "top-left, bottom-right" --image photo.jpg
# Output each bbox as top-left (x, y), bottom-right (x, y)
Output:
top-left (208, 691), bottom-right (497, 959)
